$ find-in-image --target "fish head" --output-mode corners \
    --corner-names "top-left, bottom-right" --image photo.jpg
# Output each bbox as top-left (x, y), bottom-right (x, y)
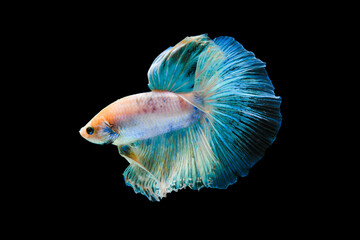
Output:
top-left (80, 113), bottom-right (119, 145)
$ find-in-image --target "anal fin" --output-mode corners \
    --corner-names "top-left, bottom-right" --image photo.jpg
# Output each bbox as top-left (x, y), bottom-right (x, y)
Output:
top-left (118, 120), bottom-right (222, 201)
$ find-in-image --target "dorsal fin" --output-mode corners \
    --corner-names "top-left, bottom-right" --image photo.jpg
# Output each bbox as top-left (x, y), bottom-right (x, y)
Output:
top-left (147, 34), bottom-right (211, 93)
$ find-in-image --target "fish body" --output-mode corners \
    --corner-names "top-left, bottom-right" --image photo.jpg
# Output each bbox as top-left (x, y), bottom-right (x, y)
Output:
top-left (80, 91), bottom-right (201, 145)
top-left (80, 34), bottom-right (282, 201)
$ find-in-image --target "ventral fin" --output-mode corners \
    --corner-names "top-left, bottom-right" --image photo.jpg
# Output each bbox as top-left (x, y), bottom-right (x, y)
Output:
top-left (118, 144), bottom-right (152, 176)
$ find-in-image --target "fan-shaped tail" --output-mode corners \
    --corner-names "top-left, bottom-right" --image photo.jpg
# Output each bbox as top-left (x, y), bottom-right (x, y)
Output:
top-left (122, 34), bottom-right (281, 201)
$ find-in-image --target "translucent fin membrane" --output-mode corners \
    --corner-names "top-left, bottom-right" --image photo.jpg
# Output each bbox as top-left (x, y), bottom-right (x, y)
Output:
top-left (201, 36), bottom-right (282, 184)
top-left (123, 35), bottom-right (281, 200)
top-left (121, 120), bottom-right (219, 201)
top-left (147, 35), bottom-right (210, 93)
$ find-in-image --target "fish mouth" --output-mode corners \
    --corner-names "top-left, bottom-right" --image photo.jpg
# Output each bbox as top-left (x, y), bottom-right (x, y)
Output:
top-left (79, 127), bottom-right (86, 138)
top-left (79, 125), bottom-right (118, 145)
top-left (79, 126), bottom-right (97, 143)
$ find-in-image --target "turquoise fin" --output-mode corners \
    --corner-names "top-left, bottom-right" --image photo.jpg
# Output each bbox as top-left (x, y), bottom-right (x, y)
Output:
top-left (206, 36), bottom-right (282, 180)
top-left (123, 35), bottom-right (281, 200)
top-left (147, 34), bottom-right (210, 93)
top-left (120, 122), bottom-right (219, 201)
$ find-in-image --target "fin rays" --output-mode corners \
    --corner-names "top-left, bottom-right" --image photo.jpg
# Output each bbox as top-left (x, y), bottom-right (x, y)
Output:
top-left (121, 119), bottom-right (219, 201)
top-left (148, 35), bottom-right (210, 93)
top-left (123, 34), bottom-right (281, 201)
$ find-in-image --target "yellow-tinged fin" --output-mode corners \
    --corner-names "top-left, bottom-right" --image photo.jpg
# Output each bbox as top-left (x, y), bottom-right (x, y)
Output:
top-left (121, 120), bottom-right (220, 201)
top-left (119, 145), bottom-right (152, 176)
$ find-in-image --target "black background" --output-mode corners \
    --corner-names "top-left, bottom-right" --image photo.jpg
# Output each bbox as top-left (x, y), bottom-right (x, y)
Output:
top-left (62, 29), bottom-right (301, 208)
top-left (22, 8), bottom-right (322, 229)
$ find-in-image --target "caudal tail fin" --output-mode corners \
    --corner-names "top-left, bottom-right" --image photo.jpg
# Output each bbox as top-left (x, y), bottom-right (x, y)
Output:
top-left (122, 35), bottom-right (281, 200)
top-left (192, 36), bottom-right (282, 187)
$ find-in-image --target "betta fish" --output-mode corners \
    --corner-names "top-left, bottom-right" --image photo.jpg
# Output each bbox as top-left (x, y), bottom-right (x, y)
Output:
top-left (79, 34), bottom-right (281, 201)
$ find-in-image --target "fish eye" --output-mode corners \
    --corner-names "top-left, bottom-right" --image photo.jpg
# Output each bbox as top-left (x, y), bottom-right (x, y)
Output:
top-left (86, 126), bottom-right (95, 135)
